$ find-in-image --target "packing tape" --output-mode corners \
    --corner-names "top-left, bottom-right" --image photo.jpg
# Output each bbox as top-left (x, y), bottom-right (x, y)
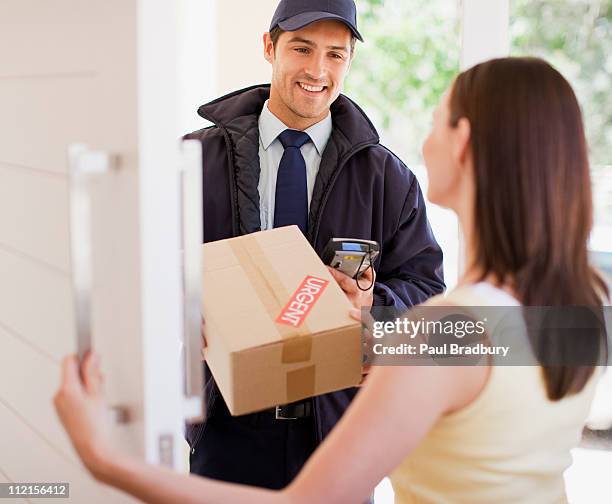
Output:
top-left (286, 365), bottom-right (316, 400)
top-left (281, 337), bottom-right (312, 363)
top-left (228, 236), bottom-right (313, 365)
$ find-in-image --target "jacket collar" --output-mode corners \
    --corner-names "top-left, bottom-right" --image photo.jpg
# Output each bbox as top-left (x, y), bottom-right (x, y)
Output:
top-left (198, 84), bottom-right (380, 149)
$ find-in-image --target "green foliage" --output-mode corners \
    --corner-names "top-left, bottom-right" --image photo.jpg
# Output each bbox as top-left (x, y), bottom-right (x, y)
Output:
top-left (510, 0), bottom-right (612, 165)
top-left (346, 0), bottom-right (611, 166)
top-left (344, 0), bottom-right (460, 163)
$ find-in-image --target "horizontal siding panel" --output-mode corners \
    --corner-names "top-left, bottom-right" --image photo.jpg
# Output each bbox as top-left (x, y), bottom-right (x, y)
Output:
top-left (0, 1), bottom-right (138, 176)
top-left (0, 469), bottom-right (28, 503)
top-left (0, 327), bottom-right (75, 462)
top-left (0, 325), bottom-right (147, 478)
top-left (0, 164), bottom-right (70, 272)
top-left (0, 248), bottom-right (74, 361)
top-left (0, 170), bottom-right (149, 416)
top-left (0, 0), bottom-right (94, 76)
top-left (0, 325), bottom-right (150, 477)
top-left (0, 401), bottom-right (135, 503)
top-left (0, 0), bottom-right (186, 484)
top-left (0, 1), bottom-right (134, 78)
top-left (0, 75), bottom-right (137, 176)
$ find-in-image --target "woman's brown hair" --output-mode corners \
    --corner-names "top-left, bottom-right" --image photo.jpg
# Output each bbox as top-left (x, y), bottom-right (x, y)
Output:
top-left (449, 57), bottom-right (609, 400)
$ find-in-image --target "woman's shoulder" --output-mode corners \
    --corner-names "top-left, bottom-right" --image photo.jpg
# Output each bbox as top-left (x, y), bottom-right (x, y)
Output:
top-left (424, 282), bottom-right (522, 308)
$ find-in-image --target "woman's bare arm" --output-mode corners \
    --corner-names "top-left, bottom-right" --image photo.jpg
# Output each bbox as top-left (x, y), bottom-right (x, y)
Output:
top-left (55, 316), bottom-right (486, 503)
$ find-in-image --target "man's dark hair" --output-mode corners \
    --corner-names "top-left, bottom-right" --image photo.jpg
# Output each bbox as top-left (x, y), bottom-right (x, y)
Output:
top-left (269, 25), bottom-right (356, 54)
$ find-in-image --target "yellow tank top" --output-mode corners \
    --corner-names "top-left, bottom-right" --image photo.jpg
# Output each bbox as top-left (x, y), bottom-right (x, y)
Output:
top-left (389, 283), bottom-right (600, 504)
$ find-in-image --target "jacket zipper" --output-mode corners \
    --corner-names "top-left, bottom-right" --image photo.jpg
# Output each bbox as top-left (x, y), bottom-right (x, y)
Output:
top-left (189, 423), bottom-right (205, 455)
top-left (189, 382), bottom-right (218, 455)
top-left (220, 127), bottom-right (241, 237)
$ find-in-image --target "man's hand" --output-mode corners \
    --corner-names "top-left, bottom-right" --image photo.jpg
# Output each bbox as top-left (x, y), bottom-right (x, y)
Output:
top-left (350, 307), bottom-right (374, 386)
top-left (327, 266), bottom-right (375, 310)
top-left (327, 267), bottom-right (377, 385)
top-left (53, 353), bottom-right (114, 477)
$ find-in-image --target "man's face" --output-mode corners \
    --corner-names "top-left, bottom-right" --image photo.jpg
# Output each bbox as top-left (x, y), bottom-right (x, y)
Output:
top-left (264, 20), bottom-right (353, 126)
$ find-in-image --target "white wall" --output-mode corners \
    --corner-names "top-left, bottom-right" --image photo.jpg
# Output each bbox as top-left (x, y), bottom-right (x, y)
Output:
top-left (177, 0), bottom-right (277, 133)
top-left (177, 0), bottom-right (218, 135)
top-left (461, 0), bottom-right (509, 69)
top-left (216, 0), bottom-right (279, 96)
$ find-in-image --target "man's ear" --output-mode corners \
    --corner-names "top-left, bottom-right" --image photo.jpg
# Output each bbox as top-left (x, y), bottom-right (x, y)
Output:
top-left (453, 117), bottom-right (471, 165)
top-left (263, 32), bottom-right (274, 64)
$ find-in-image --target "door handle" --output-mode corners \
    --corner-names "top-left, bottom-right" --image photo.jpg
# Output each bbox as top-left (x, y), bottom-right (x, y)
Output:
top-left (180, 140), bottom-right (205, 423)
top-left (67, 144), bottom-right (128, 424)
top-left (68, 144), bottom-right (119, 360)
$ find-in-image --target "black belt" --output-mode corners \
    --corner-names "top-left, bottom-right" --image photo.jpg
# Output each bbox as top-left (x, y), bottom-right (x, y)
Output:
top-left (274, 400), bottom-right (312, 420)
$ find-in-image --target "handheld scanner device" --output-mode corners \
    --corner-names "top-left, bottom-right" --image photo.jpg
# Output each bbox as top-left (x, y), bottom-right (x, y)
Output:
top-left (322, 238), bottom-right (380, 279)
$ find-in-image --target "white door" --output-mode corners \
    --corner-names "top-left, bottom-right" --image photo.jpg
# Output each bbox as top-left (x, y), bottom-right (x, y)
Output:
top-left (0, 2), bottom-right (204, 502)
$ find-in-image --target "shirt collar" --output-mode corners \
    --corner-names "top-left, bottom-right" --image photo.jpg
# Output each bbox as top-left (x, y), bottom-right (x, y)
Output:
top-left (258, 100), bottom-right (332, 155)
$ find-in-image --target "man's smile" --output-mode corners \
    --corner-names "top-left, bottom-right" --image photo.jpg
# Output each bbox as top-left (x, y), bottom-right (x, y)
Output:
top-left (297, 82), bottom-right (328, 95)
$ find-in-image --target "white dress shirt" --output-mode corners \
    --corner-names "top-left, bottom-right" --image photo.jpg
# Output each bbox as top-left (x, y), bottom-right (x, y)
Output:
top-left (257, 100), bottom-right (333, 231)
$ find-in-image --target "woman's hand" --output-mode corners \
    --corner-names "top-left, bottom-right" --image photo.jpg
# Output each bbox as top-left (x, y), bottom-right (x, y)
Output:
top-left (53, 352), bottom-right (113, 477)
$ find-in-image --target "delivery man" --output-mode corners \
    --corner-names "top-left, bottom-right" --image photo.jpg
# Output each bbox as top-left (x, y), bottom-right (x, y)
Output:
top-left (183, 0), bottom-right (445, 491)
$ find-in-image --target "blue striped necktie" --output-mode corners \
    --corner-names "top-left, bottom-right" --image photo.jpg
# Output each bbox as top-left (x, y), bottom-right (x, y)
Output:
top-left (274, 129), bottom-right (311, 234)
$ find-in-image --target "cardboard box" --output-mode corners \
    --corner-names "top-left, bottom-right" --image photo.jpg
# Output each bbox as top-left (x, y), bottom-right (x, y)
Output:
top-left (202, 226), bottom-right (362, 416)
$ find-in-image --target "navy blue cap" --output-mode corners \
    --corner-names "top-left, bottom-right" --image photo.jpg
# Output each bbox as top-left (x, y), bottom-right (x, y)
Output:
top-left (270, 0), bottom-right (363, 42)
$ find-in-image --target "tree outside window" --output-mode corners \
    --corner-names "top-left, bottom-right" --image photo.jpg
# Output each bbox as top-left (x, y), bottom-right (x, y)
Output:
top-left (345, 0), bottom-right (612, 286)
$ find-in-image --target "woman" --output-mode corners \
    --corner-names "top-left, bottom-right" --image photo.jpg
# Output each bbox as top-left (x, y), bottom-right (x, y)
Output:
top-left (55, 57), bottom-right (609, 503)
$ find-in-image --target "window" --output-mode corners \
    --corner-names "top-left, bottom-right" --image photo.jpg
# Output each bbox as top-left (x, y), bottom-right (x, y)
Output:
top-left (510, 0), bottom-right (612, 277)
top-left (346, 0), bottom-right (462, 287)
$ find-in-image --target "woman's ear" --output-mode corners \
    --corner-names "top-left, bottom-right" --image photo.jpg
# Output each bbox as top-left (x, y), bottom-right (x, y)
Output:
top-left (453, 117), bottom-right (472, 166)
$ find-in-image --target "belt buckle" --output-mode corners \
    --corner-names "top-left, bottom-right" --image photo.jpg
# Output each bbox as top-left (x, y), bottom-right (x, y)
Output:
top-left (275, 405), bottom-right (297, 420)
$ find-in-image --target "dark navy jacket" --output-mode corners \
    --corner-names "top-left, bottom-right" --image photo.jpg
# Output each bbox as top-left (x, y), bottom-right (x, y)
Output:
top-left (184, 84), bottom-right (445, 451)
